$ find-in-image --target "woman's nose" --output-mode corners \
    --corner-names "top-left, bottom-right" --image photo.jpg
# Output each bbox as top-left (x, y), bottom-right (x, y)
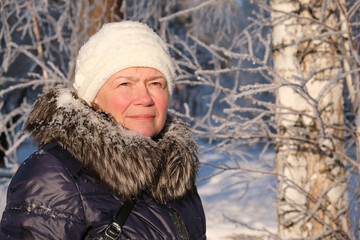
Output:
top-left (133, 85), bottom-right (154, 106)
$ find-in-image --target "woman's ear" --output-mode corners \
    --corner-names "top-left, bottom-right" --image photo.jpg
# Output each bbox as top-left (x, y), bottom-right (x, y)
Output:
top-left (91, 100), bottom-right (101, 111)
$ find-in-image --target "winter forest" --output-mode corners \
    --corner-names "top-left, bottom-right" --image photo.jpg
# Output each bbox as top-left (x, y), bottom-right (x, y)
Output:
top-left (1, 0), bottom-right (360, 239)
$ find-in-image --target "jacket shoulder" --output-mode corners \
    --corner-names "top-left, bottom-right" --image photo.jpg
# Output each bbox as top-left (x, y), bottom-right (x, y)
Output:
top-left (11, 143), bottom-right (79, 187)
top-left (6, 142), bottom-right (85, 220)
top-left (1, 143), bottom-right (89, 239)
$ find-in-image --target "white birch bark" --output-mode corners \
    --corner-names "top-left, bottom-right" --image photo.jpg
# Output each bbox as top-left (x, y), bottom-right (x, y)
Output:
top-left (271, 0), bottom-right (350, 238)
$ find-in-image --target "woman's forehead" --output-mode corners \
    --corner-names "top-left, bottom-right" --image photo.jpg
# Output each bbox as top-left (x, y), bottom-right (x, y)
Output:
top-left (109, 67), bottom-right (166, 81)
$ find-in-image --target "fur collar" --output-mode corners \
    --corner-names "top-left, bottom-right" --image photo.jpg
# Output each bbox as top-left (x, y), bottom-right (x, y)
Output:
top-left (24, 87), bottom-right (199, 203)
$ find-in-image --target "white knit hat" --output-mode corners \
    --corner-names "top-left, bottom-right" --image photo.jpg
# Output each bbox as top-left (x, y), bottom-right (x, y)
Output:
top-left (73, 21), bottom-right (176, 105)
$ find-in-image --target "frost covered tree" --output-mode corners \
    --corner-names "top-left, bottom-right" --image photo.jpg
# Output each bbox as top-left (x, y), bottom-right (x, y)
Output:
top-left (1, 0), bottom-right (360, 239)
top-left (271, 0), bottom-right (350, 238)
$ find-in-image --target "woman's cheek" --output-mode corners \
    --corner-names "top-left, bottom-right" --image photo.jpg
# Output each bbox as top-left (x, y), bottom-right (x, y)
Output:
top-left (104, 94), bottom-right (129, 125)
top-left (110, 92), bottom-right (131, 110)
top-left (156, 94), bottom-right (169, 111)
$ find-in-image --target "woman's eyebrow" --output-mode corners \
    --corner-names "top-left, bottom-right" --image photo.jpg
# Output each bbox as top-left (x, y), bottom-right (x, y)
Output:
top-left (110, 75), bottom-right (135, 84)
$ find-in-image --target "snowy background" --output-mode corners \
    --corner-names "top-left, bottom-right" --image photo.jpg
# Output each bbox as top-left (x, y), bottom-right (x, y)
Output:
top-left (2, 0), bottom-right (359, 239)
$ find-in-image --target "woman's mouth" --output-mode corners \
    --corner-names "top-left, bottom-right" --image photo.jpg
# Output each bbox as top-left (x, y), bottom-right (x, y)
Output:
top-left (128, 114), bottom-right (155, 120)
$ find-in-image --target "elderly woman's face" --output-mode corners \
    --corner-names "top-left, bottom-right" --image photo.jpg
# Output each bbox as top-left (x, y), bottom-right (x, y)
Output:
top-left (94, 67), bottom-right (169, 137)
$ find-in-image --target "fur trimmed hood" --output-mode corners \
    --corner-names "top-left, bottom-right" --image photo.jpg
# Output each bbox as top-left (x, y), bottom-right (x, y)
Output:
top-left (23, 87), bottom-right (199, 203)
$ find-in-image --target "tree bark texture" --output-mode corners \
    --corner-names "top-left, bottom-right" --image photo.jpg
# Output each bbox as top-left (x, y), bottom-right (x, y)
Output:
top-left (271, 0), bottom-right (350, 238)
top-left (78, 0), bottom-right (123, 37)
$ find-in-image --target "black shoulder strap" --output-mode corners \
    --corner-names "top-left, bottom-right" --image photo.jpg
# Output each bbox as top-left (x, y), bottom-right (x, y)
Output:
top-left (103, 199), bottom-right (136, 240)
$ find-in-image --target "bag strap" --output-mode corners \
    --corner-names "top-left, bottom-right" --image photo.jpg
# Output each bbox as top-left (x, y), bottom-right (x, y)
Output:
top-left (103, 198), bottom-right (136, 240)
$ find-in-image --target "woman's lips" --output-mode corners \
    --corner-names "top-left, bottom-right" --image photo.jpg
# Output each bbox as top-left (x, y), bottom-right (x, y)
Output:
top-left (128, 114), bottom-right (155, 120)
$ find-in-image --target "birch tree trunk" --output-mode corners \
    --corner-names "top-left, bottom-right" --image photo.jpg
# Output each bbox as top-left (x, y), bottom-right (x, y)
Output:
top-left (271, 0), bottom-right (350, 238)
top-left (85, 0), bottom-right (123, 36)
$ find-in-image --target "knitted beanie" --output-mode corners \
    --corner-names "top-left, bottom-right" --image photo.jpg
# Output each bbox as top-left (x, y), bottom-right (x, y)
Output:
top-left (73, 21), bottom-right (176, 105)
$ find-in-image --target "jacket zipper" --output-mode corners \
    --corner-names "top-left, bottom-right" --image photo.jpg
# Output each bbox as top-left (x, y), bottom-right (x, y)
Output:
top-left (166, 206), bottom-right (188, 240)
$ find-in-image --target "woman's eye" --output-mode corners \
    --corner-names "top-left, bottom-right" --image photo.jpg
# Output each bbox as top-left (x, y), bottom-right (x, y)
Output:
top-left (150, 81), bottom-right (165, 88)
top-left (119, 82), bottom-right (130, 87)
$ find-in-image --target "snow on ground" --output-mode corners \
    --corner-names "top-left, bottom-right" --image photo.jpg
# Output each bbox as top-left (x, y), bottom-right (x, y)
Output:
top-left (197, 150), bottom-right (277, 239)
top-left (0, 141), bottom-right (278, 239)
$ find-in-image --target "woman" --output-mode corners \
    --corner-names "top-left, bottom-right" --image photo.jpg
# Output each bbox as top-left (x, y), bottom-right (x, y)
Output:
top-left (0, 21), bottom-right (206, 239)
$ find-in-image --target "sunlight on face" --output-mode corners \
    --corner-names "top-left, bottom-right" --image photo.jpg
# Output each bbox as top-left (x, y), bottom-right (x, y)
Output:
top-left (94, 67), bottom-right (169, 137)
